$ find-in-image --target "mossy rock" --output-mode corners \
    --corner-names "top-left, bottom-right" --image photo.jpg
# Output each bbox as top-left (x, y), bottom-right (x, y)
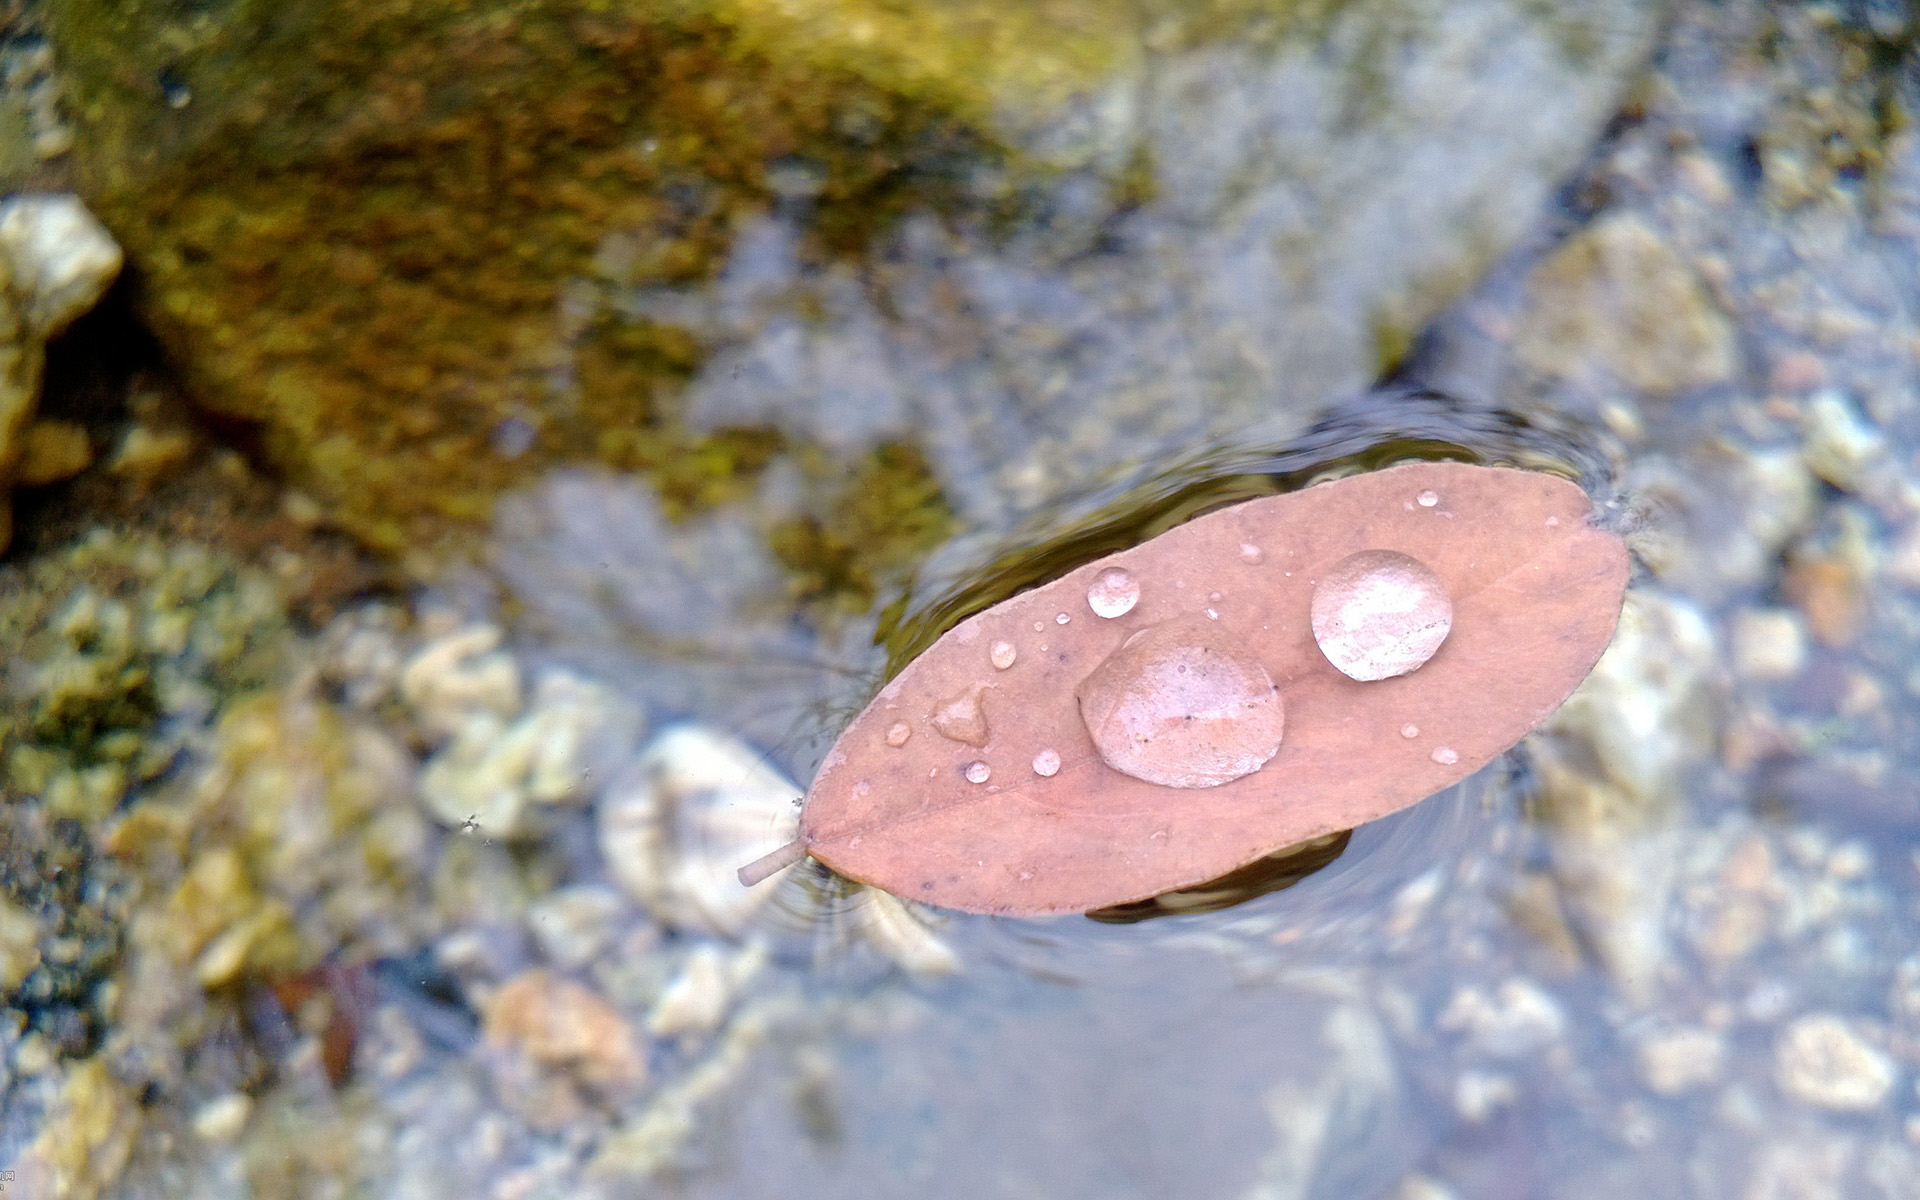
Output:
top-left (44, 0), bottom-right (1151, 551)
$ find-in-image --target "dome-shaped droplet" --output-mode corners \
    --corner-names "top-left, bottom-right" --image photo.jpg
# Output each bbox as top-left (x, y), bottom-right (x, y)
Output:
top-left (1416, 489), bottom-right (1440, 507)
top-left (963, 760), bottom-right (992, 784)
top-left (1086, 567), bottom-right (1140, 619)
top-left (885, 721), bottom-right (912, 747)
top-left (1400, 723), bottom-right (1419, 739)
top-left (1310, 550), bottom-right (1452, 681)
top-left (1075, 619), bottom-right (1285, 789)
top-left (990, 640), bottom-right (1017, 670)
top-left (1238, 542), bottom-right (1263, 564)
top-left (1431, 746), bottom-right (1459, 765)
top-left (929, 684), bottom-right (990, 747)
top-left (1032, 749), bottom-right (1061, 777)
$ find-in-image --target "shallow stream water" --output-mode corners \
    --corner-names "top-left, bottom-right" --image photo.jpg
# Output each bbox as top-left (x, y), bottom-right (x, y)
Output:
top-left (9, 1), bottom-right (1920, 1198)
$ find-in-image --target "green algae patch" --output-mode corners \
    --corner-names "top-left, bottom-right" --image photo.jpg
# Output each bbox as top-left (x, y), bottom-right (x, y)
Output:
top-left (44, 0), bottom-right (1150, 552)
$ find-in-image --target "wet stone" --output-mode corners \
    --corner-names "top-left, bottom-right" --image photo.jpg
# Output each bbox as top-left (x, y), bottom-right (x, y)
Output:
top-left (1075, 618), bottom-right (1285, 789)
top-left (1086, 567), bottom-right (1141, 619)
top-left (1311, 550), bottom-right (1453, 681)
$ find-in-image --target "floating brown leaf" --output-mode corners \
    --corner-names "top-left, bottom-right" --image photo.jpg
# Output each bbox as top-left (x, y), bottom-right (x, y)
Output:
top-left (799, 462), bottom-right (1628, 915)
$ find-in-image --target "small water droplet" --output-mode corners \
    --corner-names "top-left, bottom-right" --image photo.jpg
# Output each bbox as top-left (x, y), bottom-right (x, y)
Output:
top-left (1086, 567), bottom-right (1140, 618)
top-left (1401, 723), bottom-right (1419, 739)
top-left (1076, 618), bottom-right (1285, 788)
top-left (1034, 621), bottom-right (1046, 632)
top-left (1056, 612), bottom-right (1072, 625)
top-left (1208, 591), bottom-right (1223, 602)
top-left (964, 761), bottom-right (992, 784)
top-left (1239, 542), bottom-right (1263, 564)
top-left (1546, 515), bottom-right (1560, 527)
top-left (1032, 749), bottom-right (1061, 777)
top-left (1431, 746), bottom-right (1459, 765)
top-left (885, 721), bottom-right (911, 747)
top-left (1205, 609), bottom-right (1219, 620)
top-left (1310, 550), bottom-right (1453, 681)
top-left (1416, 489), bottom-right (1440, 507)
top-left (853, 780), bottom-right (872, 797)
top-left (929, 684), bottom-right (991, 747)
top-left (990, 640), bottom-right (1018, 670)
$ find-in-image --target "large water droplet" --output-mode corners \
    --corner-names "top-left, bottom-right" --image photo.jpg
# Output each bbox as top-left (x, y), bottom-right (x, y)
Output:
top-left (1075, 619), bottom-right (1285, 789)
top-left (1032, 749), bottom-right (1061, 777)
top-left (990, 640), bottom-right (1017, 670)
top-left (885, 721), bottom-right (911, 747)
top-left (1086, 567), bottom-right (1140, 618)
top-left (1310, 550), bottom-right (1452, 681)
top-left (963, 760), bottom-right (992, 784)
top-left (1431, 746), bottom-right (1459, 765)
top-left (929, 684), bottom-right (991, 747)
top-left (1416, 489), bottom-right (1440, 507)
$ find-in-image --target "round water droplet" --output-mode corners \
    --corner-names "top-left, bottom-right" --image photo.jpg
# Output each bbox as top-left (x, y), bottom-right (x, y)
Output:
top-left (929, 684), bottom-right (991, 747)
top-left (1032, 748), bottom-right (1061, 777)
top-left (1310, 550), bottom-right (1453, 681)
top-left (1401, 723), bottom-right (1419, 739)
top-left (1239, 542), bottom-right (1263, 564)
top-left (885, 721), bottom-right (912, 747)
top-left (1416, 489), bottom-right (1439, 507)
top-left (1075, 618), bottom-right (1285, 789)
top-left (1431, 746), bottom-right (1459, 765)
top-left (963, 760), bottom-right (992, 784)
top-left (1055, 612), bottom-right (1072, 625)
top-left (1086, 567), bottom-right (1140, 619)
top-left (1546, 515), bottom-right (1560, 527)
top-left (990, 640), bottom-right (1018, 670)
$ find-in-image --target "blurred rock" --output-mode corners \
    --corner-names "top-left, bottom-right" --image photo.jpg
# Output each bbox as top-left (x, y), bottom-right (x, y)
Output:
top-left (1774, 1014), bottom-right (1896, 1112)
top-left (48, 0), bottom-right (1660, 549)
top-left (1513, 213), bottom-right (1736, 397)
top-left (1635, 1026), bottom-right (1726, 1095)
top-left (0, 193), bottom-right (119, 551)
top-left (598, 724), bottom-right (800, 937)
top-left (1801, 391), bottom-right (1886, 491)
top-left (1730, 608), bottom-right (1809, 682)
top-left (484, 968), bottom-right (647, 1095)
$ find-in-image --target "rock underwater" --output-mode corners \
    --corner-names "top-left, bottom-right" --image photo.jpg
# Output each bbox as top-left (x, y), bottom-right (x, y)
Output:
top-left (46, 0), bottom-right (1663, 552)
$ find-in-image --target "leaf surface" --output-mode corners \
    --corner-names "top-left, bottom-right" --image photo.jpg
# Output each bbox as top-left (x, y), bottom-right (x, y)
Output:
top-left (802, 462), bottom-right (1629, 915)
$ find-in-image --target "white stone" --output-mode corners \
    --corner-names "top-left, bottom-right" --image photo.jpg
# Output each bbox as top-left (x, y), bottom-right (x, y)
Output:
top-left (191, 1093), bottom-right (253, 1143)
top-left (525, 885), bottom-right (628, 970)
top-left (1437, 978), bottom-right (1566, 1058)
top-left (859, 891), bottom-right (961, 976)
top-left (598, 724), bottom-right (801, 937)
top-left (1636, 1026), bottom-right (1726, 1095)
top-left (1775, 1014), bottom-right (1896, 1111)
top-left (647, 943), bottom-right (763, 1038)
top-left (0, 195), bottom-right (123, 338)
top-left (1730, 608), bottom-right (1809, 682)
top-left (1803, 390), bottom-right (1885, 491)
